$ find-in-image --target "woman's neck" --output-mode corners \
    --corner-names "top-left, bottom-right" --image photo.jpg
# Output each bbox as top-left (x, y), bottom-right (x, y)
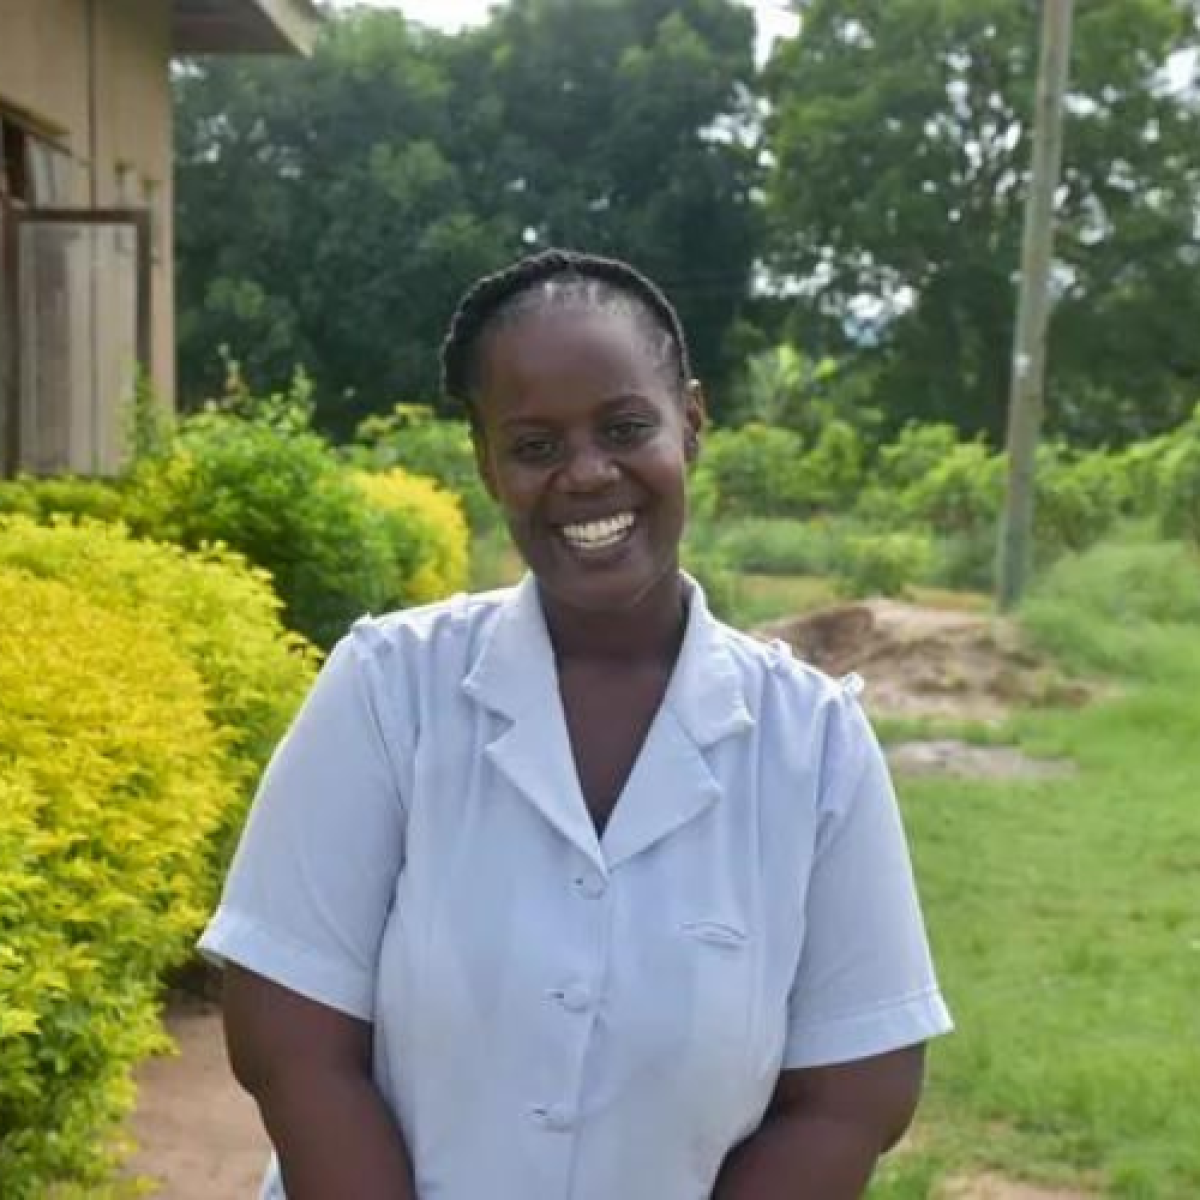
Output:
top-left (539, 571), bottom-right (688, 666)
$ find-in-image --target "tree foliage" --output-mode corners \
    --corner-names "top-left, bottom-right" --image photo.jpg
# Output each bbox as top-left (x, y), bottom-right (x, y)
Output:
top-left (175, 1), bottom-right (760, 429)
top-left (175, 0), bottom-right (1200, 446)
top-left (764, 0), bottom-right (1200, 443)
top-left (175, 14), bottom-right (514, 434)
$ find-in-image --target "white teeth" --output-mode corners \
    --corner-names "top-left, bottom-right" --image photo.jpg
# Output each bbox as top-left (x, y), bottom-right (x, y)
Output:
top-left (560, 511), bottom-right (636, 549)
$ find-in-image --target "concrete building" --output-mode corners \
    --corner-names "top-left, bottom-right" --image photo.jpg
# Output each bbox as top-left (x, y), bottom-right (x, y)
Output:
top-left (0, 0), bottom-right (320, 477)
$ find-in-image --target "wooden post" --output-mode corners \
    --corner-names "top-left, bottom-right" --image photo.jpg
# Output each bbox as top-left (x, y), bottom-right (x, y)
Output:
top-left (996, 0), bottom-right (1074, 611)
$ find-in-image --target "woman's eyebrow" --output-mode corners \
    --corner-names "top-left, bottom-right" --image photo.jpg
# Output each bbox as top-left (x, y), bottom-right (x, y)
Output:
top-left (597, 392), bottom-right (654, 410)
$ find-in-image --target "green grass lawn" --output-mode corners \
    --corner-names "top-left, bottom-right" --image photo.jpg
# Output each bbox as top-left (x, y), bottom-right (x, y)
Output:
top-left (870, 550), bottom-right (1200, 1198)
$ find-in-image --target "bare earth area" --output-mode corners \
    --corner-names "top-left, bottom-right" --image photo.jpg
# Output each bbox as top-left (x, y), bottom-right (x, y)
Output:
top-left (759, 599), bottom-right (1092, 723)
top-left (126, 601), bottom-right (1093, 1197)
top-left (125, 995), bottom-right (270, 1199)
top-left (887, 738), bottom-right (1075, 781)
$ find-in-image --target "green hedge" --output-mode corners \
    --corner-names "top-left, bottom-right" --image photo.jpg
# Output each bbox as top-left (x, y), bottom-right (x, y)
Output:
top-left (0, 517), bottom-right (317, 882)
top-left (0, 567), bottom-right (224, 1195)
top-left (0, 518), bottom-right (316, 1195)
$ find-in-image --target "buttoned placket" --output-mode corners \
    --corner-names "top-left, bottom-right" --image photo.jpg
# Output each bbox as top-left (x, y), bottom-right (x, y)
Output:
top-left (460, 575), bottom-right (753, 1192)
top-left (527, 854), bottom-right (612, 1144)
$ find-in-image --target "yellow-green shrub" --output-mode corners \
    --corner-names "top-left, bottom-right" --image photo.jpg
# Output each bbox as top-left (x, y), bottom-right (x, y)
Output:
top-left (0, 473), bottom-right (125, 525)
top-left (0, 517), bottom-right (318, 882)
top-left (0, 568), bottom-right (228, 1196)
top-left (353, 468), bottom-right (469, 607)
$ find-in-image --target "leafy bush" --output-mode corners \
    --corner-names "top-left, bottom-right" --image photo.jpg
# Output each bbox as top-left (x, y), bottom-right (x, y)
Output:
top-left (1159, 406), bottom-right (1200, 546)
top-left (352, 468), bottom-right (469, 607)
top-left (873, 422), bottom-right (962, 492)
top-left (1021, 541), bottom-right (1200, 680)
top-left (854, 426), bottom-right (979, 531)
top-left (900, 440), bottom-right (1004, 536)
top-left (1034, 444), bottom-right (1127, 560)
top-left (698, 421), bottom-right (866, 519)
top-left (797, 419), bottom-right (865, 511)
top-left (351, 406), bottom-right (498, 534)
top-left (1114, 434), bottom-right (1175, 519)
top-left (0, 517), bottom-right (317, 878)
top-left (699, 424), bottom-right (807, 518)
top-left (0, 474), bottom-right (124, 524)
top-left (125, 408), bottom-right (399, 648)
top-left (0, 567), bottom-right (228, 1196)
top-left (709, 516), bottom-right (846, 577)
top-left (837, 531), bottom-right (933, 599)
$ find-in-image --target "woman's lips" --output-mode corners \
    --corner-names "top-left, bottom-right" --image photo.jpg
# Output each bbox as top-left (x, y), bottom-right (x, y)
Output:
top-left (557, 510), bottom-right (638, 552)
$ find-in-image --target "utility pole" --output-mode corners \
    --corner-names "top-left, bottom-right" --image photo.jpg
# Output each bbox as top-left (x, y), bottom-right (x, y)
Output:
top-left (996, 0), bottom-right (1074, 611)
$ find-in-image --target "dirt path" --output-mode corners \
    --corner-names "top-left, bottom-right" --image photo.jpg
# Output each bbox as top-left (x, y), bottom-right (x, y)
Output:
top-left (125, 997), bottom-right (270, 1199)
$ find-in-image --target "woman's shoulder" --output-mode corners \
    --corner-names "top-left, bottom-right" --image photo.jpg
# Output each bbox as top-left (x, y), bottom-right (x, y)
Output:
top-left (336, 587), bottom-right (514, 675)
top-left (712, 615), bottom-right (860, 713)
top-left (710, 616), bottom-right (876, 780)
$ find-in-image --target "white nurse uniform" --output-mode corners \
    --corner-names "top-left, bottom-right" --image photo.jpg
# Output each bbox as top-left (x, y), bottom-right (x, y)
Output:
top-left (198, 575), bottom-right (952, 1199)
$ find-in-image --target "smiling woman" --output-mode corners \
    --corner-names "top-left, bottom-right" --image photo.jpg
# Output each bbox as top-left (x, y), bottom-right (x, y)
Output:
top-left (443, 252), bottom-right (702, 616)
top-left (198, 250), bottom-right (952, 1200)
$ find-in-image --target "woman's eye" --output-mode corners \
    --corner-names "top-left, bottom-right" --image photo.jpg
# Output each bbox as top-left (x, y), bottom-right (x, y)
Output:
top-left (607, 419), bottom-right (653, 446)
top-left (511, 437), bottom-right (558, 464)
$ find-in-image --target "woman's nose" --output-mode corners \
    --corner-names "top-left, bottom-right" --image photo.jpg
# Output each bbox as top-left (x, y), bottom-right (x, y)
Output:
top-left (560, 440), bottom-right (619, 492)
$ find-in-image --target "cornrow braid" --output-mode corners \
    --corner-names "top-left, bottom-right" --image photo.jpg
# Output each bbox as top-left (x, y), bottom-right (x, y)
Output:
top-left (440, 249), bottom-right (693, 408)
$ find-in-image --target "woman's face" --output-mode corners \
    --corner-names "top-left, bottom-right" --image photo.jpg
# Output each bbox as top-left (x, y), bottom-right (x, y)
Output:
top-left (472, 305), bottom-right (703, 614)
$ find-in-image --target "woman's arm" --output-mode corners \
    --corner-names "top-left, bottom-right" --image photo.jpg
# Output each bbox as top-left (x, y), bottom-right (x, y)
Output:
top-left (224, 965), bottom-right (417, 1200)
top-left (712, 1045), bottom-right (925, 1200)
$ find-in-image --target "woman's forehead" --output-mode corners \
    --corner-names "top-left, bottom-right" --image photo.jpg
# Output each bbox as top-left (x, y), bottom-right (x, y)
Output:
top-left (479, 305), bottom-right (671, 398)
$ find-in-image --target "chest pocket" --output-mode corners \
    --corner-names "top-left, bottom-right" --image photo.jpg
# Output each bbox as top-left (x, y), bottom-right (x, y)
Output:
top-left (677, 918), bottom-right (754, 1063)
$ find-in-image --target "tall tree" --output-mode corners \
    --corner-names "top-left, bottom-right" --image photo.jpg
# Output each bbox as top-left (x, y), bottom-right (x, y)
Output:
top-left (174, 1), bottom-right (761, 431)
top-left (174, 14), bottom-right (516, 435)
top-left (764, 0), bottom-right (1200, 443)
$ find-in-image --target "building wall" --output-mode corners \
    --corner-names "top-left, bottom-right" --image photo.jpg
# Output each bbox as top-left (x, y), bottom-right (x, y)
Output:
top-left (0, 0), bottom-right (175, 405)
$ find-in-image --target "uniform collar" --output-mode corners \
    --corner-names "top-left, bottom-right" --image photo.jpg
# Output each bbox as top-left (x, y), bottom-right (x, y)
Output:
top-left (461, 573), bottom-right (754, 871)
top-left (462, 572), bottom-right (753, 747)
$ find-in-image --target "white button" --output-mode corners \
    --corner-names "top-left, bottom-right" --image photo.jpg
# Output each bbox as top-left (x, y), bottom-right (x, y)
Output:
top-left (575, 872), bottom-right (607, 898)
top-left (558, 982), bottom-right (592, 1013)
top-left (530, 1104), bottom-right (575, 1132)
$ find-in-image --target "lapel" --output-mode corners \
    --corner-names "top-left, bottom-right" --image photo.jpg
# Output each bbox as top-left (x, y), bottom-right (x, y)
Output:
top-left (462, 576), bottom-right (605, 870)
top-left (461, 574), bottom-right (755, 872)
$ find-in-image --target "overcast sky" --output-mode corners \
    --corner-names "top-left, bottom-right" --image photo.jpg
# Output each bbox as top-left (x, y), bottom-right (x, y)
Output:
top-left (325, 0), bottom-right (801, 62)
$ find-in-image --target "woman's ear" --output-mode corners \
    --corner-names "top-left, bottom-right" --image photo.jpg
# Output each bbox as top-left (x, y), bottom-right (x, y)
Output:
top-left (684, 380), bottom-right (706, 464)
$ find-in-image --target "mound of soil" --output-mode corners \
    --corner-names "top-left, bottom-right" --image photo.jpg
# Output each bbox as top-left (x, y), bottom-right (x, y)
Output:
top-left (758, 599), bottom-right (1091, 722)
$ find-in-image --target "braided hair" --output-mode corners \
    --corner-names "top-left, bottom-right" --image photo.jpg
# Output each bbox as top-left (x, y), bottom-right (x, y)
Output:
top-left (440, 249), bottom-right (693, 411)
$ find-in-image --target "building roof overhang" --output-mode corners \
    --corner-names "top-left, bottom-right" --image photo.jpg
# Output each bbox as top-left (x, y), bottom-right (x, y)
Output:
top-left (173, 0), bottom-right (323, 56)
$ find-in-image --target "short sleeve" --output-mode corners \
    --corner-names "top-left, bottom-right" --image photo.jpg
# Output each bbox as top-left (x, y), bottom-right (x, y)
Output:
top-left (783, 687), bottom-right (953, 1068)
top-left (197, 620), bottom-right (410, 1021)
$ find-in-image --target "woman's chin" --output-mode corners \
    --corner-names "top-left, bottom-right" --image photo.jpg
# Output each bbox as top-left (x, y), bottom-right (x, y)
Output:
top-left (537, 554), bottom-right (679, 616)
